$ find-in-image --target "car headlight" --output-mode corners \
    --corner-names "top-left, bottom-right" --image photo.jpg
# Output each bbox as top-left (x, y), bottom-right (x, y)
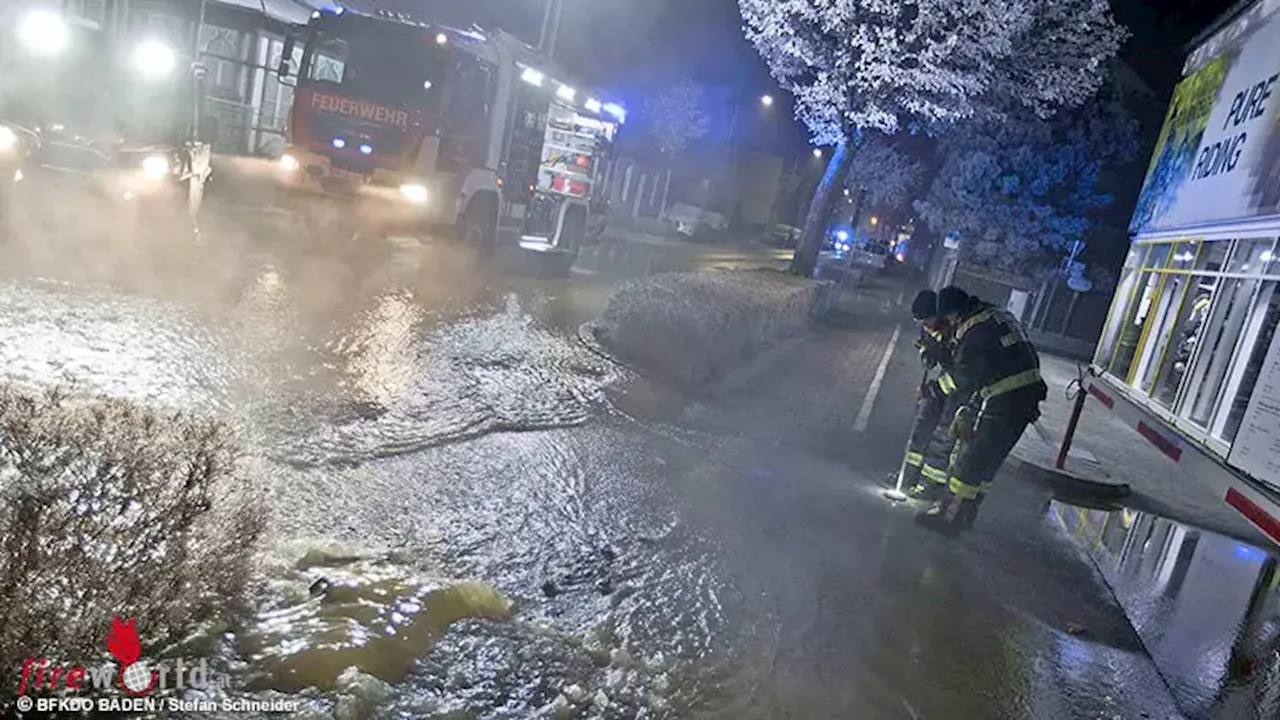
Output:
top-left (133, 40), bottom-right (175, 81)
top-left (399, 183), bottom-right (428, 204)
top-left (280, 154), bottom-right (299, 172)
top-left (18, 9), bottom-right (69, 57)
top-left (141, 155), bottom-right (170, 179)
top-left (0, 126), bottom-right (16, 153)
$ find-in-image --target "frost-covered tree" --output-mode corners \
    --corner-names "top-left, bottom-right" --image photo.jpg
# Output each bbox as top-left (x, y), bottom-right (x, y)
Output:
top-left (739, 0), bottom-right (1128, 276)
top-left (839, 135), bottom-right (921, 265)
top-left (844, 135), bottom-right (921, 211)
top-left (914, 93), bottom-right (1139, 277)
top-left (642, 79), bottom-right (712, 156)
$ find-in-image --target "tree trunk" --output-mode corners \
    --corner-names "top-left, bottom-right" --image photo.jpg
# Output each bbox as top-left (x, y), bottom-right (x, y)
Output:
top-left (789, 140), bottom-right (855, 277)
top-left (841, 188), bottom-right (867, 270)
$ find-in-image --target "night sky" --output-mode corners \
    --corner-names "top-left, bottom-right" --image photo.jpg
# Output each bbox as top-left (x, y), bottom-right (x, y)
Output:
top-left (394, 0), bottom-right (1248, 143)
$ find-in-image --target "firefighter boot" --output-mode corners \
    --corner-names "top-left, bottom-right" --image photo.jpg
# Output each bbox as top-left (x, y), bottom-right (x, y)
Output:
top-left (954, 495), bottom-right (986, 532)
top-left (915, 495), bottom-right (963, 536)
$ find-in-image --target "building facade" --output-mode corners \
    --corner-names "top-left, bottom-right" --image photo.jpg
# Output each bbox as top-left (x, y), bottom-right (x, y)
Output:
top-left (1091, 0), bottom-right (1280, 545)
top-left (50, 0), bottom-right (343, 156)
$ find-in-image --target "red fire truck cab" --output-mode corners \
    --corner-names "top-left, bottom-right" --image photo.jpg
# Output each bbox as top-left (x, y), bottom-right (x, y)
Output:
top-left (275, 7), bottom-right (624, 254)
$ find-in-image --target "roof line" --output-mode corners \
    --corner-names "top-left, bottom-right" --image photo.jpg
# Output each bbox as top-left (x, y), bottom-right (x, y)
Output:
top-left (1186, 0), bottom-right (1262, 51)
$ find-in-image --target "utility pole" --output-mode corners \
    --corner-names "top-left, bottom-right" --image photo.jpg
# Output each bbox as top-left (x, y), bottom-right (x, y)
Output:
top-left (537, 0), bottom-right (563, 60)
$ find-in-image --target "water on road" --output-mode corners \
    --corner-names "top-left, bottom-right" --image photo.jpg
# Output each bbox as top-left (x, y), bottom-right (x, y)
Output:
top-left (0, 209), bottom-right (1235, 719)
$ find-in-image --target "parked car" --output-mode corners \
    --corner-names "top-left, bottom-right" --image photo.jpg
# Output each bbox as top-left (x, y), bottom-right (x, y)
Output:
top-left (849, 242), bottom-right (889, 271)
top-left (766, 223), bottom-right (801, 248)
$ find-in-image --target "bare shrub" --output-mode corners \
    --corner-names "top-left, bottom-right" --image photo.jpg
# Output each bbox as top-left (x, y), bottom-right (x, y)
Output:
top-left (0, 385), bottom-right (264, 680)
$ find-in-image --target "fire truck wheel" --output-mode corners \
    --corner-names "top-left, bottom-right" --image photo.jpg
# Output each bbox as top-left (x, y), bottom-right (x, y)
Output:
top-left (559, 204), bottom-right (588, 253)
top-left (462, 193), bottom-right (498, 257)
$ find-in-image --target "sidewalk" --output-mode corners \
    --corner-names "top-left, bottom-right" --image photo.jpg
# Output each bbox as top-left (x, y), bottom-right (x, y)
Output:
top-left (1010, 353), bottom-right (1269, 545)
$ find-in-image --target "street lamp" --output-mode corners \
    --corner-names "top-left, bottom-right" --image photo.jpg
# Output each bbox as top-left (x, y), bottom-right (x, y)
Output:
top-left (870, 216), bottom-right (878, 225)
top-left (812, 148), bottom-right (823, 158)
top-left (727, 94), bottom-right (777, 150)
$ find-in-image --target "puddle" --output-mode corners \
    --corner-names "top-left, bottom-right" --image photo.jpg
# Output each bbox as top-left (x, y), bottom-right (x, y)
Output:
top-left (240, 547), bottom-right (514, 693)
top-left (1049, 501), bottom-right (1280, 719)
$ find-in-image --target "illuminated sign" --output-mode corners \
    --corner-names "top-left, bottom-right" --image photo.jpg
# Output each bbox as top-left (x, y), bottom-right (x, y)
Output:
top-left (310, 93), bottom-right (410, 128)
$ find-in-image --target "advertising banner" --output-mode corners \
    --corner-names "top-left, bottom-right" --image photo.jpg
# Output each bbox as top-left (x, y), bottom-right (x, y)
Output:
top-left (1131, 13), bottom-right (1280, 235)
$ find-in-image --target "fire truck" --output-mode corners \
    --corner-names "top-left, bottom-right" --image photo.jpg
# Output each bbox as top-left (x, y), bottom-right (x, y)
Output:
top-left (0, 3), bottom-right (214, 243)
top-left (273, 6), bottom-right (624, 254)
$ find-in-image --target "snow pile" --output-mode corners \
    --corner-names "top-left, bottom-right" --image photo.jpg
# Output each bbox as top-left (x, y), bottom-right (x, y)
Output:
top-left (595, 270), bottom-right (823, 386)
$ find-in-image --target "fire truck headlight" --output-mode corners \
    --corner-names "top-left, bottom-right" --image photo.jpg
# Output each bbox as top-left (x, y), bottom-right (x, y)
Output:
top-left (0, 126), bottom-right (17, 153)
top-left (399, 184), bottom-right (428, 204)
top-left (18, 10), bottom-right (69, 57)
top-left (133, 40), bottom-right (176, 80)
top-left (141, 155), bottom-right (170, 180)
top-left (280, 154), bottom-right (299, 172)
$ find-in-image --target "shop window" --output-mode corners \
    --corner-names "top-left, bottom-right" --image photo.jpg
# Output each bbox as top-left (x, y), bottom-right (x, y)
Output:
top-left (1151, 242), bottom-right (1230, 408)
top-left (1097, 268), bottom-right (1139, 365)
top-left (1228, 237), bottom-right (1275, 273)
top-left (1183, 275), bottom-right (1266, 427)
top-left (1097, 247), bottom-right (1149, 366)
top-left (1109, 244), bottom-right (1172, 380)
top-left (1219, 282), bottom-right (1280, 441)
top-left (1134, 244), bottom-right (1198, 394)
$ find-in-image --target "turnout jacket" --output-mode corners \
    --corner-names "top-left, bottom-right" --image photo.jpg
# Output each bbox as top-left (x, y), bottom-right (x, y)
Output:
top-left (916, 325), bottom-right (953, 371)
top-left (933, 301), bottom-right (1047, 409)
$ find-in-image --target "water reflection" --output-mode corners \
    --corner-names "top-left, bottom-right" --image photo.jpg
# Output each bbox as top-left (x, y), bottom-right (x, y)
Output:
top-left (1050, 500), bottom-right (1280, 718)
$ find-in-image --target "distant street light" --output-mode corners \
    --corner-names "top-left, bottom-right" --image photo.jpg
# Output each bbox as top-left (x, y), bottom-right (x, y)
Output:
top-left (761, 94), bottom-right (774, 107)
top-left (813, 148), bottom-right (823, 158)
top-left (870, 216), bottom-right (879, 225)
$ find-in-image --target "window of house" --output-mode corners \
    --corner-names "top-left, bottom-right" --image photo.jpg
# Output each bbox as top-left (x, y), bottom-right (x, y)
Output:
top-left (66, 0), bottom-right (106, 25)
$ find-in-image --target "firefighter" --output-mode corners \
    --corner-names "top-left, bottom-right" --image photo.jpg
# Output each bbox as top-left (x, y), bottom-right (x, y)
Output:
top-left (917, 286), bottom-right (1047, 533)
top-left (894, 290), bottom-right (958, 498)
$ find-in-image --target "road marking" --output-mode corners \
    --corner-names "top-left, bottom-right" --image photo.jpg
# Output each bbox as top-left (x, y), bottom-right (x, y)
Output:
top-left (896, 286), bottom-right (905, 305)
top-left (855, 323), bottom-right (901, 433)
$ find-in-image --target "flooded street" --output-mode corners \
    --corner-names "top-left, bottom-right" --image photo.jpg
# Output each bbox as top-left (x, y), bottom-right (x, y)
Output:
top-left (0, 207), bottom-right (777, 719)
top-left (1, 201), bottom-right (1268, 719)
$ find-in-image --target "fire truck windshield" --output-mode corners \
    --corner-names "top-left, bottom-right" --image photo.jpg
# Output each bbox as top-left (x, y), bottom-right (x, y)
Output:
top-left (302, 18), bottom-right (445, 107)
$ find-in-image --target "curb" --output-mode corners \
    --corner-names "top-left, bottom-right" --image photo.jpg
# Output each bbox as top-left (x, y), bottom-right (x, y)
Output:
top-left (1007, 455), bottom-right (1132, 501)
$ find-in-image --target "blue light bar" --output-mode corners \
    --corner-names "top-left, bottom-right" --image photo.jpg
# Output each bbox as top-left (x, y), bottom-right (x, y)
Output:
top-left (603, 102), bottom-right (626, 124)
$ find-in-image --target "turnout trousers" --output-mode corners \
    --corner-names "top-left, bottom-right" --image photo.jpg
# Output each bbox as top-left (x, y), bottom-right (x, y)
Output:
top-left (923, 393), bottom-right (1040, 531)
top-left (901, 389), bottom-right (962, 495)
